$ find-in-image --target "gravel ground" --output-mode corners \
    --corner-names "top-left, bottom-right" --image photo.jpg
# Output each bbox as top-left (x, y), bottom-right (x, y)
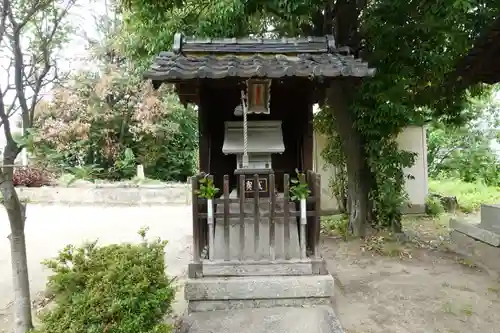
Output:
top-left (323, 233), bottom-right (500, 333)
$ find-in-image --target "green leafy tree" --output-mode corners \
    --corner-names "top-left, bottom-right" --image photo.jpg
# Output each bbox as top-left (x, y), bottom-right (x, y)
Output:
top-left (117, 0), bottom-right (499, 236)
top-left (427, 90), bottom-right (500, 185)
top-left (0, 0), bottom-right (76, 331)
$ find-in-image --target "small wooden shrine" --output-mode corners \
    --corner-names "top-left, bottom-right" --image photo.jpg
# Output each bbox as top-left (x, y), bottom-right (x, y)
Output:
top-left (144, 33), bottom-right (374, 278)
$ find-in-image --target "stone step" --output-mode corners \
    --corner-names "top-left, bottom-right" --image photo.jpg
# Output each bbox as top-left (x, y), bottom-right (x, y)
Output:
top-left (185, 275), bottom-right (334, 312)
top-left (181, 306), bottom-right (345, 333)
top-left (202, 259), bottom-right (315, 277)
top-left (450, 218), bottom-right (500, 247)
top-left (187, 297), bottom-right (333, 313)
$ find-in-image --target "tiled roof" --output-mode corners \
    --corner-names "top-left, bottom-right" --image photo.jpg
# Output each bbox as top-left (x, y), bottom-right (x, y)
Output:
top-left (144, 33), bottom-right (375, 81)
top-left (145, 53), bottom-right (375, 81)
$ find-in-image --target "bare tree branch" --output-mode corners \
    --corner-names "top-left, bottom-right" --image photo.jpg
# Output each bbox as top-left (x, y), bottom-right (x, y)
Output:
top-left (0, 0), bottom-right (76, 167)
top-left (8, 0), bottom-right (50, 31)
top-left (9, 18), bottom-right (31, 124)
top-left (1, 58), bottom-right (15, 97)
top-left (0, 0), bottom-right (9, 41)
top-left (0, 89), bottom-right (19, 161)
top-left (6, 0), bottom-right (75, 136)
top-left (0, 0), bottom-right (17, 156)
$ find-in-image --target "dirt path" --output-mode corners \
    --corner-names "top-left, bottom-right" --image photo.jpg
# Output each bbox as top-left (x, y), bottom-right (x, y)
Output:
top-left (322, 237), bottom-right (500, 333)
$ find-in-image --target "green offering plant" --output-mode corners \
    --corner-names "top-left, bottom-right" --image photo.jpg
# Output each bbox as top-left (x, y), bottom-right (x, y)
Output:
top-left (289, 169), bottom-right (311, 201)
top-left (196, 174), bottom-right (220, 199)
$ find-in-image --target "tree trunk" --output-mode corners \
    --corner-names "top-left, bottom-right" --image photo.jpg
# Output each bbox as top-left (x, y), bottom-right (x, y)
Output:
top-left (9, 221), bottom-right (33, 333)
top-left (1, 156), bottom-right (33, 333)
top-left (326, 79), bottom-right (371, 237)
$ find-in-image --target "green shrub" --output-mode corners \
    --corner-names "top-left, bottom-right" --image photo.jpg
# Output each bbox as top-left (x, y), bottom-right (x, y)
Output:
top-left (425, 196), bottom-right (444, 217)
top-left (34, 229), bottom-right (175, 333)
top-left (321, 214), bottom-right (349, 239)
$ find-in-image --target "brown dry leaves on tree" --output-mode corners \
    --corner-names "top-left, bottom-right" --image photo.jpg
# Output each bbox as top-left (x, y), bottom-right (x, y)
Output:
top-left (32, 65), bottom-right (179, 167)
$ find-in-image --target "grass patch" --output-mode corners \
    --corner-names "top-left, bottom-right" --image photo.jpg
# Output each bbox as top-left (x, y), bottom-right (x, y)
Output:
top-left (487, 286), bottom-right (500, 294)
top-left (425, 196), bottom-right (445, 217)
top-left (402, 214), bottom-right (450, 240)
top-left (323, 213), bottom-right (451, 249)
top-left (461, 304), bottom-right (474, 316)
top-left (429, 178), bottom-right (500, 213)
top-left (441, 302), bottom-right (474, 316)
top-left (362, 232), bottom-right (412, 259)
top-left (321, 214), bottom-right (349, 239)
top-left (456, 257), bottom-right (479, 269)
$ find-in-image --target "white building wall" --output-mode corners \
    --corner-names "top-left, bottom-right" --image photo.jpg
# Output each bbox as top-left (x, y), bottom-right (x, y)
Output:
top-left (395, 125), bottom-right (428, 211)
top-left (313, 133), bottom-right (340, 214)
top-left (313, 126), bottom-right (428, 214)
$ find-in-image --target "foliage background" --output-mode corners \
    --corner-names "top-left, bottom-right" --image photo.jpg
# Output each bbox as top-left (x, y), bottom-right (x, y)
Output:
top-left (427, 90), bottom-right (500, 187)
top-left (29, 68), bottom-right (198, 181)
top-left (28, 4), bottom-right (199, 182)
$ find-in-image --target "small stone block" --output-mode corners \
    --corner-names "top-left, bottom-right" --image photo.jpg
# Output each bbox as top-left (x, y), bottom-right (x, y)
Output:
top-left (450, 218), bottom-right (500, 247)
top-left (480, 204), bottom-right (500, 233)
top-left (188, 262), bottom-right (203, 278)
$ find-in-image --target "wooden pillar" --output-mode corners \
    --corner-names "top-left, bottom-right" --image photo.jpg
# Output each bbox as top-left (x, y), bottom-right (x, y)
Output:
top-left (198, 85), bottom-right (210, 174)
top-left (302, 102), bottom-right (314, 172)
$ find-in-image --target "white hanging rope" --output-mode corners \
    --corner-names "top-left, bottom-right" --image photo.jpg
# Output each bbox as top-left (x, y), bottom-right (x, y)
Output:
top-left (240, 90), bottom-right (249, 168)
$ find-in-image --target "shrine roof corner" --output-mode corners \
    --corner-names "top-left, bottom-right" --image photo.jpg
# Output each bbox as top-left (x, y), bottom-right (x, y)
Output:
top-left (144, 33), bottom-right (376, 82)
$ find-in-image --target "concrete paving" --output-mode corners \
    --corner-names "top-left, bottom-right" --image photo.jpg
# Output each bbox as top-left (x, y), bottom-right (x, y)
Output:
top-left (0, 204), bottom-right (193, 327)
